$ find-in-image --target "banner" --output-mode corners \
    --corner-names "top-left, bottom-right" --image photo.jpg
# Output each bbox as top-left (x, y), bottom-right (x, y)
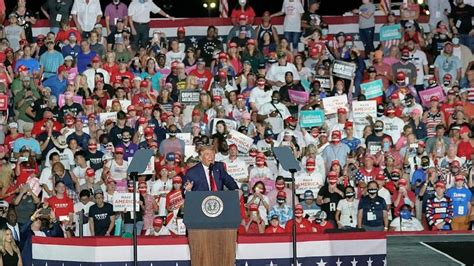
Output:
top-left (227, 129), bottom-right (254, 153)
top-left (166, 133), bottom-right (192, 145)
top-left (332, 60), bottom-right (356, 80)
top-left (418, 86), bottom-right (446, 107)
top-left (288, 90), bottom-right (309, 105)
top-left (32, 232), bottom-right (388, 265)
top-left (58, 94), bottom-right (83, 108)
top-left (178, 90), bottom-right (201, 105)
top-left (314, 75), bottom-right (331, 89)
top-left (361, 79), bottom-right (383, 99)
top-left (299, 110), bottom-right (325, 128)
top-left (379, 24), bottom-right (401, 41)
top-left (0, 95), bottom-right (7, 110)
top-left (106, 99), bottom-right (131, 110)
top-left (112, 192), bottom-right (140, 212)
top-left (225, 160), bottom-right (248, 184)
top-left (322, 95), bottom-right (348, 114)
top-left (352, 100), bottom-right (377, 139)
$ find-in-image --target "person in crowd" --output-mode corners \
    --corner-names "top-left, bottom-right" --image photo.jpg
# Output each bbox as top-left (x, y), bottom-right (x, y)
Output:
top-left (389, 204), bottom-right (423, 231)
top-left (335, 186), bottom-right (359, 230)
top-left (446, 175), bottom-right (472, 230)
top-left (426, 182), bottom-right (454, 231)
top-left (88, 190), bottom-right (115, 236)
top-left (357, 181), bottom-right (389, 231)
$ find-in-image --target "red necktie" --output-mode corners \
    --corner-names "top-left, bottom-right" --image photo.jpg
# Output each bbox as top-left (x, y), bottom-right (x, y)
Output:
top-left (209, 168), bottom-right (217, 191)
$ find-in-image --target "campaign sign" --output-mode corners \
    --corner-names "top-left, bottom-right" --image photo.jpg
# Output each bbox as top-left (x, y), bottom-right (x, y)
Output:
top-left (288, 90), bottom-right (309, 105)
top-left (322, 95), bottom-right (348, 114)
top-left (0, 95), bottom-right (7, 110)
top-left (211, 118), bottom-right (237, 134)
top-left (332, 60), bottom-right (356, 80)
top-left (179, 90), bottom-right (201, 105)
top-left (361, 79), bottom-right (383, 99)
top-left (352, 100), bottom-right (377, 139)
top-left (166, 133), bottom-right (192, 145)
top-left (226, 160), bottom-right (248, 184)
top-left (418, 86), bottom-right (446, 107)
top-left (112, 192), bottom-right (140, 212)
top-left (58, 94), bottom-right (83, 108)
top-left (314, 76), bottom-right (331, 89)
top-left (299, 110), bottom-right (325, 128)
top-left (295, 174), bottom-right (321, 194)
top-left (99, 112), bottom-right (118, 124)
top-left (367, 141), bottom-right (382, 155)
top-left (227, 129), bottom-right (254, 153)
top-left (379, 24), bottom-right (401, 41)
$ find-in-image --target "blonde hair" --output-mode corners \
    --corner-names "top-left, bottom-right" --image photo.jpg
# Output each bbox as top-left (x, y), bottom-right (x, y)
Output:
top-left (0, 229), bottom-right (20, 255)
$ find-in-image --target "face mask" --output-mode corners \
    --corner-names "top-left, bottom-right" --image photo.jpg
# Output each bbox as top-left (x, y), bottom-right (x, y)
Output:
top-left (439, 34), bottom-right (446, 40)
top-left (322, 29), bottom-right (328, 35)
top-left (122, 136), bottom-right (130, 143)
top-left (452, 37), bottom-right (459, 45)
top-left (288, 124), bottom-right (296, 130)
top-left (368, 188), bottom-right (378, 195)
top-left (451, 167), bottom-right (459, 174)
top-left (400, 209), bottom-right (412, 220)
top-left (272, 99), bottom-right (279, 104)
top-left (239, 0), bottom-right (246, 6)
top-left (345, 192), bottom-right (355, 198)
top-left (315, 218), bottom-right (322, 224)
top-left (374, 127), bottom-right (383, 133)
top-left (113, 0), bottom-right (120, 4)
top-left (345, 42), bottom-right (353, 48)
top-left (306, 166), bottom-right (315, 172)
top-left (169, 131), bottom-right (177, 137)
top-left (383, 142), bottom-right (390, 151)
top-left (138, 0), bottom-right (146, 3)
top-left (295, 211), bottom-right (303, 218)
top-left (391, 175), bottom-right (400, 181)
top-left (277, 199), bottom-right (285, 204)
top-left (256, 160), bottom-right (265, 167)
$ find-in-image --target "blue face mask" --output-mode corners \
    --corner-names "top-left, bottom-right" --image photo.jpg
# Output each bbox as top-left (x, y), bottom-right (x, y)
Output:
top-left (400, 209), bottom-right (411, 220)
top-left (383, 142), bottom-right (390, 151)
top-left (138, 0), bottom-right (146, 3)
top-left (322, 29), bottom-right (329, 36)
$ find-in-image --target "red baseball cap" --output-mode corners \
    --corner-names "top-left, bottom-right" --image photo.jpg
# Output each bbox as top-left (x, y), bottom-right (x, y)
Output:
top-left (247, 39), bottom-right (256, 46)
top-left (455, 175), bottom-right (465, 182)
top-left (229, 42), bottom-right (238, 49)
top-left (337, 108), bottom-right (347, 114)
top-left (85, 168), bottom-right (95, 177)
top-left (140, 80), bottom-right (149, 88)
top-left (177, 26), bottom-right (185, 33)
top-left (277, 190), bottom-right (287, 199)
top-left (138, 117), bottom-right (147, 124)
top-left (192, 109), bottom-right (201, 116)
top-left (435, 181), bottom-right (446, 189)
top-left (153, 217), bottom-right (164, 227)
top-left (344, 121), bottom-right (353, 129)
top-left (430, 96), bottom-right (439, 102)
top-left (375, 173), bottom-right (385, 181)
top-left (115, 146), bottom-right (125, 154)
top-left (92, 56), bottom-right (101, 63)
top-left (84, 98), bottom-right (93, 106)
top-left (127, 105), bottom-right (136, 112)
top-left (396, 72), bottom-right (406, 81)
top-left (57, 65), bottom-right (69, 74)
top-left (172, 175), bottom-right (182, 184)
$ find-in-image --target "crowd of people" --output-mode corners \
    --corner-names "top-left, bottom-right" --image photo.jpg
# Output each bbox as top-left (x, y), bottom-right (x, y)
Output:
top-left (0, 0), bottom-right (472, 264)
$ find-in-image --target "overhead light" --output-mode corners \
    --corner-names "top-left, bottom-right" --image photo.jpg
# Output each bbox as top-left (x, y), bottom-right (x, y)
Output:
top-left (203, 3), bottom-right (208, 8)
top-left (210, 2), bottom-right (216, 8)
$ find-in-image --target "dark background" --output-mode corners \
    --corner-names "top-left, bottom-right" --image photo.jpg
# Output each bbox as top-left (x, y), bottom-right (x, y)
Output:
top-left (4, 0), bottom-right (399, 19)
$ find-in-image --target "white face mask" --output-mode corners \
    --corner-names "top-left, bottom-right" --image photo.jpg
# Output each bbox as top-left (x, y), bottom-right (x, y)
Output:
top-left (239, 0), bottom-right (247, 6)
top-left (452, 37), bottom-right (460, 45)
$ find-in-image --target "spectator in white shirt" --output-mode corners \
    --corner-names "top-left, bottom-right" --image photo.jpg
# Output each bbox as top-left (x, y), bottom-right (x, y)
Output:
top-left (71, 0), bottom-right (103, 38)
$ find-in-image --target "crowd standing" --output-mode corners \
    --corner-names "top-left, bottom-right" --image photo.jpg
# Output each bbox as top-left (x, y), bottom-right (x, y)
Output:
top-left (0, 0), bottom-right (472, 264)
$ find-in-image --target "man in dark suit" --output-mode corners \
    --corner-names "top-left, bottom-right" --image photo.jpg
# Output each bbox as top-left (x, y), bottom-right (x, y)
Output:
top-left (183, 145), bottom-right (238, 191)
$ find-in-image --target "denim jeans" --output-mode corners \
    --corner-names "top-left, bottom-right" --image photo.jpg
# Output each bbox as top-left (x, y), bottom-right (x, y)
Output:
top-left (284, 31), bottom-right (301, 51)
top-left (359, 27), bottom-right (375, 57)
top-left (124, 221), bottom-right (144, 236)
top-left (459, 34), bottom-right (474, 52)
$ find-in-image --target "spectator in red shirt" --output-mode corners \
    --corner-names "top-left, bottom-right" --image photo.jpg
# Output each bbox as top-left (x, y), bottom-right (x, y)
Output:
top-left (46, 180), bottom-right (74, 227)
top-left (238, 203), bottom-right (265, 234)
top-left (312, 210), bottom-right (335, 233)
top-left (3, 122), bottom-right (23, 153)
top-left (265, 214), bottom-right (285, 234)
top-left (189, 59), bottom-right (213, 91)
top-left (285, 204), bottom-right (316, 233)
top-left (110, 59), bottom-right (134, 85)
top-left (55, 20), bottom-right (81, 44)
top-left (14, 147), bottom-right (39, 186)
top-left (391, 178), bottom-right (416, 217)
top-left (230, 0), bottom-right (256, 26)
top-left (457, 126), bottom-right (473, 160)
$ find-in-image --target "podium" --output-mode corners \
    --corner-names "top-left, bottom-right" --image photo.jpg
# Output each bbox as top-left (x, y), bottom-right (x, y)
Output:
top-left (184, 191), bottom-right (241, 266)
